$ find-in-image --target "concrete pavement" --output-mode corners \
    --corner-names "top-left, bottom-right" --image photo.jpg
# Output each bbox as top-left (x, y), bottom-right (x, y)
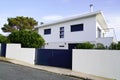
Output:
top-left (0, 57), bottom-right (114, 80)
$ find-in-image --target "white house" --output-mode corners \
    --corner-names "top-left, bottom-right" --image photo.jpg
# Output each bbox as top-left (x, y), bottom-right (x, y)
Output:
top-left (35, 11), bottom-right (113, 49)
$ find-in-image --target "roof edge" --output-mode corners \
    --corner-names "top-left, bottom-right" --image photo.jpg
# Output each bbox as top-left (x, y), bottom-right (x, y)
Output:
top-left (35, 10), bottom-right (102, 29)
top-left (96, 11), bottom-right (109, 31)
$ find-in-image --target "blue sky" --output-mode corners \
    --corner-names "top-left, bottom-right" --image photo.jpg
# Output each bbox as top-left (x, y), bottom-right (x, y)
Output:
top-left (0, 0), bottom-right (120, 40)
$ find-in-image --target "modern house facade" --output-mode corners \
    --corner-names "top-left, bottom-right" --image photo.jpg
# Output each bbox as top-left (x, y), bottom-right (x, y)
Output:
top-left (35, 11), bottom-right (113, 49)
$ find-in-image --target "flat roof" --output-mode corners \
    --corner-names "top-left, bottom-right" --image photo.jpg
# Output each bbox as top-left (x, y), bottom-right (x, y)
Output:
top-left (35, 10), bottom-right (108, 31)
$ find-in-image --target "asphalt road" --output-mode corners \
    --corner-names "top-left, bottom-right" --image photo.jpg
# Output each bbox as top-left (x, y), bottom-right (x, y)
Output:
top-left (0, 61), bottom-right (80, 80)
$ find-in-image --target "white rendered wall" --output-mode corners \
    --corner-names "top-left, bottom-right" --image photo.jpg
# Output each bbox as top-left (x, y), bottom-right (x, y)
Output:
top-left (6, 44), bottom-right (35, 64)
top-left (72, 49), bottom-right (120, 80)
top-left (6, 44), bottom-right (21, 59)
top-left (38, 17), bottom-right (97, 49)
top-left (96, 22), bottom-right (105, 38)
top-left (38, 16), bottom-right (96, 43)
top-left (44, 42), bottom-right (68, 49)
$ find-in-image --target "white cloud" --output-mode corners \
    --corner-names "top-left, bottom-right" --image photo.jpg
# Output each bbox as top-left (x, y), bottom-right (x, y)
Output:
top-left (42, 15), bottom-right (64, 22)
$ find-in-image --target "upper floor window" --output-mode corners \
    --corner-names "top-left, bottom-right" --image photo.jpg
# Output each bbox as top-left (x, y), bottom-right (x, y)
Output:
top-left (60, 27), bottom-right (64, 38)
top-left (44, 28), bottom-right (51, 35)
top-left (71, 24), bottom-right (84, 32)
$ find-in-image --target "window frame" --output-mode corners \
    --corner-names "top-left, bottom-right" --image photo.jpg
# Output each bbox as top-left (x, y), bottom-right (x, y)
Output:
top-left (44, 28), bottom-right (51, 35)
top-left (60, 27), bottom-right (64, 38)
top-left (97, 27), bottom-right (101, 38)
top-left (71, 24), bottom-right (84, 32)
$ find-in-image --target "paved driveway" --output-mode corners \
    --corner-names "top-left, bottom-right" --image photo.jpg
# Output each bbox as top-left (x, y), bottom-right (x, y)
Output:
top-left (0, 61), bottom-right (80, 80)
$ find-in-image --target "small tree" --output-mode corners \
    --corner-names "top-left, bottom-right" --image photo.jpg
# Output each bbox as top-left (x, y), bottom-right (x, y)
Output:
top-left (76, 42), bottom-right (94, 49)
top-left (95, 43), bottom-right (105, 49)
top-left (0, 34), bottom-right (8, 43)
top-left (8, 30), bottom-right (45, 48)
top-left (1, 16), bottom-right (38, 32)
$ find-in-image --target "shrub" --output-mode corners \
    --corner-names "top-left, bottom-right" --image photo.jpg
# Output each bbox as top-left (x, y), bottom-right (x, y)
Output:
top-left (0, 34), bottom-right (8, 43)
top-left (95, 43), bottom-right (105, 49)
top-left (117, 42), bottom-right (120, 50)
top-left (76, 42), bottom-right (94, 49)
top-left (8, 30), bottom-right (45, 48)
top-left (109, 42), bottom-right (117, 50)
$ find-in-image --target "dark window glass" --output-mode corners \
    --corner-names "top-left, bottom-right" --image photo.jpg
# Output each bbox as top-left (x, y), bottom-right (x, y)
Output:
top-left (98, 28), bottom-right (101, 38)
top-left (60, 31), bottom-right (64, 35)
top-left (60, 35), bottom-right (64, 38)
top-left (60, 27), bottom-right (64, 38)
top-left (71, 24), bottom-right (84, 32)
top-left (60, 27), bottom-right (64, 31)
top-left (59, 45), bottom-right (64, 47)
top-left (44, 29), bottom-right (51, 35)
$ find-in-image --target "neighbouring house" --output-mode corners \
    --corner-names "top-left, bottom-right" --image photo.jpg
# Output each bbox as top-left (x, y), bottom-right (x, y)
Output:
top-left (35, 11), bottom-right (114, 49)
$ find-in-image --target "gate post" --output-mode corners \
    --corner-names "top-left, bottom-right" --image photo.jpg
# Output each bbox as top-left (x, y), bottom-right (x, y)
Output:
top-left (0, 43), bottom-right (6, 57)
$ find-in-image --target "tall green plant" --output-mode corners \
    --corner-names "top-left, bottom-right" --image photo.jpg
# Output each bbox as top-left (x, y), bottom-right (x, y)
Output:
top-left (8, 30), bottom-right (45, 48)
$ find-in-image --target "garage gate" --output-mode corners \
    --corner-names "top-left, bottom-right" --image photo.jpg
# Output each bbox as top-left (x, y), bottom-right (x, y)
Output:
top-left (35, 49), bottom-right (72, 69)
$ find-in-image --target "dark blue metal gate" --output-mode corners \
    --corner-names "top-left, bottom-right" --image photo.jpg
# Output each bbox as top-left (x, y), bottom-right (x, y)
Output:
top-left (35, 49), bottom-right (72, 69)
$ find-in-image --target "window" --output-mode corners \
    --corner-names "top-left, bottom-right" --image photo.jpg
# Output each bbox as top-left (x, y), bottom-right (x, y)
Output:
top-left (98, 28), bottom-right (101, 38)
top-left (60, 27), bottom-right (64, 38)
top-left (71, 24), bottom-right (84, 32)
top-left (44, 29), bottom-right (51, 35)
top-left (103, 33), bottom-right (104, 37)
top-left (59, 45), bottom-right (64, 47)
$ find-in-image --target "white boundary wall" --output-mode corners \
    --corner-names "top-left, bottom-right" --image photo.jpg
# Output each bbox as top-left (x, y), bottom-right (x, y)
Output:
top-left (72, 49), bottom-right (120, 80)
top-left (6, 44), bottom-right (35, 64)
